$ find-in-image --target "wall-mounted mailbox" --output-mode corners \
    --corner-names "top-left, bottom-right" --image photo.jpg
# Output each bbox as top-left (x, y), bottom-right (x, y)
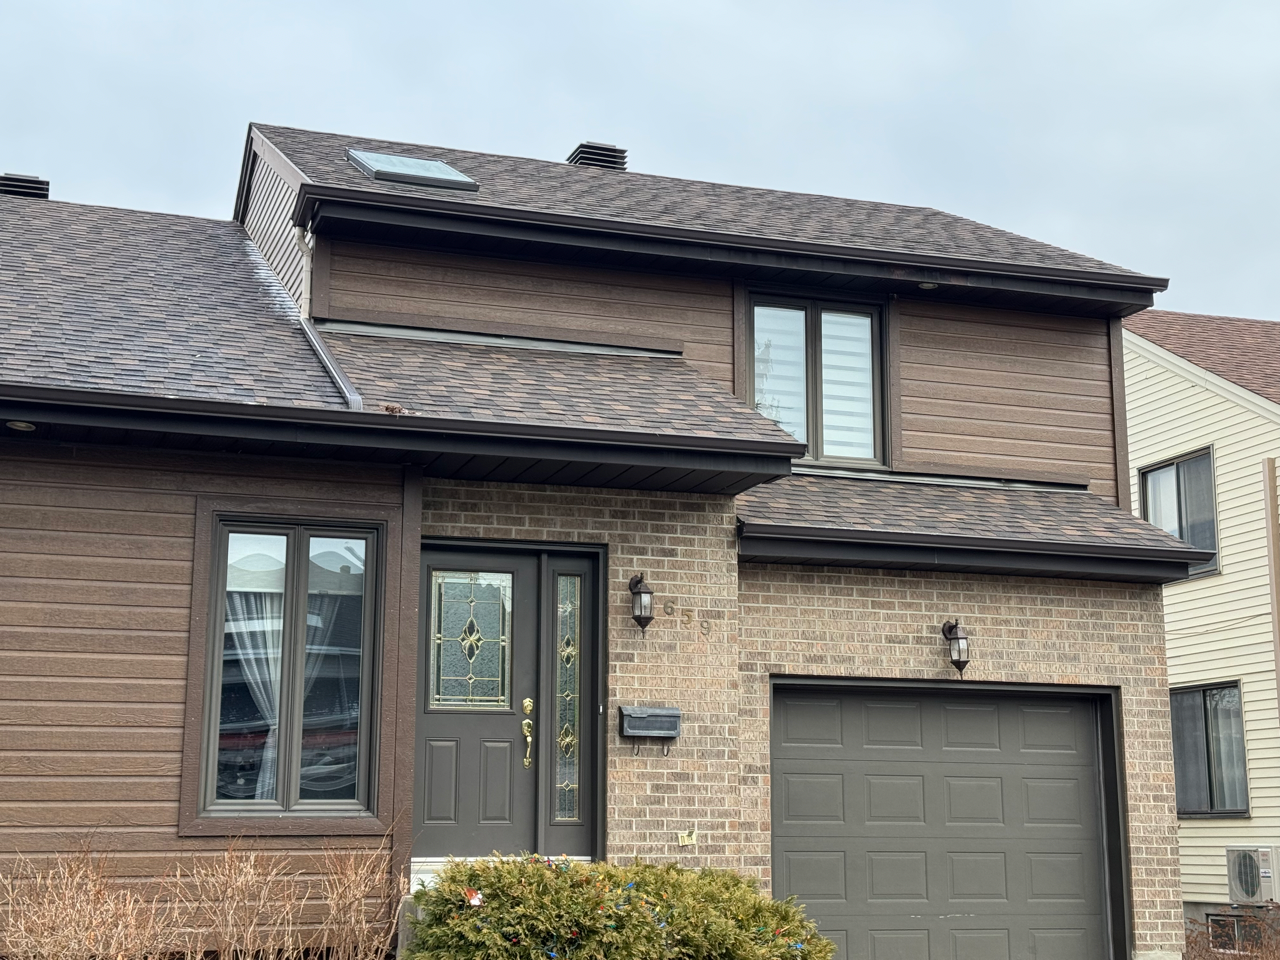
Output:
top-left (619, 705), bottom-right (681, 754)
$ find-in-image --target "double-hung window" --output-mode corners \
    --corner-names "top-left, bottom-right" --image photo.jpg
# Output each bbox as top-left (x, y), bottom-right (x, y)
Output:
top-left (1141, 449), bottom-right (1218, 575)
top-left (752, 299), bottom-right (882, 464)
top-left (204, 520), bottom-right (377, 815)
top-left (1170, 683), bottom-right (1248, 817)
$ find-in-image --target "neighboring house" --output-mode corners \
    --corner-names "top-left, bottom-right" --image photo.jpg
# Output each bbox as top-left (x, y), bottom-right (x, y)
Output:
top-left (0, 132), bottom-right (1206, 960)
top-left (1124, 310), bottom-right (1280, 942)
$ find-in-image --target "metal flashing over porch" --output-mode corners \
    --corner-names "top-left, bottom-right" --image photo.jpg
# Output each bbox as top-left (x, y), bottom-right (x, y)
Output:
top-left (737, 473), bottom-right (1214, 583)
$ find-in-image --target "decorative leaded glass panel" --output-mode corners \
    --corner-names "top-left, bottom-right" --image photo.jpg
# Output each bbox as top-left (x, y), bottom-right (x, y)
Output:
top-left (431, 571), bottom-right (512, 709)
top-left (554, 575), bottom-right (582, 821)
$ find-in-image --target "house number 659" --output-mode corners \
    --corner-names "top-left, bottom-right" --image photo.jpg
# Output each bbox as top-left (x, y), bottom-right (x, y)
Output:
top-left (663, 601), bottom-right (711, 636)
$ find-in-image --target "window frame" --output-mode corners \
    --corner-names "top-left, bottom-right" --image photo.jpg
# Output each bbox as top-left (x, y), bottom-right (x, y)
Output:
top-left (1138, 446), bottom-right (1220, 578)
top-left (1170, 680), bottom-right (1250, 819)
top-left (179, 494), bottom-right (404, 838)
top-left (748, 293), bottom-right (887, 467)
top-left (202, 519), bottom-right (379, 817)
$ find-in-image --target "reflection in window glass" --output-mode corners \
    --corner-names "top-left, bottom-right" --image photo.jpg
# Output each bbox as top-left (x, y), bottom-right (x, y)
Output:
top-left (753, 305), bottom-right (807, 443)
top-left (217, 533), bottom-right (287, 801)
top-left (1142, 452), bottom-right (1218, 575)
top-left (820, 311), bottom-right (874, 459)
top-left (431, 572), bottom-right (513, 709)
top-left (1145, 464), bottom-right (1179, 538)
top-left (1206, 685), bottom-right (1248, 812)
top-left (299, 537), bottom-right (367, 802)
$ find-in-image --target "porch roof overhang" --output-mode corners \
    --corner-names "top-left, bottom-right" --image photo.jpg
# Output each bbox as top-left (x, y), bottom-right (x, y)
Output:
top-left (737, 474), bottom-right (1214, 584)
top-left (0, 383), bottom-right (800, 495)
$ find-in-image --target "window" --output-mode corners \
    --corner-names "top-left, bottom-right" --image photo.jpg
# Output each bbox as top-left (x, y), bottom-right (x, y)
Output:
top-left (204, 521), bottom-right (377, 814)
top-left (1208, 915), bottom-right (1265, 953)
top-left (752, 300), bottom-right (882, 463)
top-left (1141, 449), bottom-right (1218, 575)
top-left (1171, 683), bottom-right (1248, 816)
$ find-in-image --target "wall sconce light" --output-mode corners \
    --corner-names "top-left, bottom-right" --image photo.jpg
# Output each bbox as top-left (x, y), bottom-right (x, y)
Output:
top-left (942, 620), bottom-right (970, 676)
top-left (628, 574), bottom-right (655, 634)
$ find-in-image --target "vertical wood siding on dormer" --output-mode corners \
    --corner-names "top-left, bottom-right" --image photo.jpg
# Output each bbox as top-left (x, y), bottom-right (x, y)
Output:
top-left (321, 244), bottom-right (736, 387)
top-left (895, 300), bottom-right (1119, 501)
top-left (241, 157), bottom-right (304, 305)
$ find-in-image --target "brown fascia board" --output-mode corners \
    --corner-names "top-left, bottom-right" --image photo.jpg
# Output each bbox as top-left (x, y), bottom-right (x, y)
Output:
top-left (291, 184), bottom-right (1168, 306)
top-left (737, 519), bottom-right (1215, 565)
top-left (0, 382), bottom-right (805, 461)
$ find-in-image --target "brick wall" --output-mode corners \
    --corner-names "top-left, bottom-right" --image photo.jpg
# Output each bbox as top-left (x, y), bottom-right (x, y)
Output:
top-left (738, 564), bottom-right (1182, 958)
top-left (421, 480), bottom-right (1183, 957)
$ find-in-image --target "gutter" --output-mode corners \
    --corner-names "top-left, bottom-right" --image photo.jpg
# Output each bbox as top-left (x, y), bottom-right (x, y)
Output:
top-left (0, 382), bottom-right (806, 460)
top-left (736, 520), bottom-right (1216, 564)
top-left (293, 185), bottom-right (1169, 295)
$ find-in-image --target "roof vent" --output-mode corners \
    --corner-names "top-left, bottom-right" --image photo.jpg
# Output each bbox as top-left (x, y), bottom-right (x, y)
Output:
top-left (567, 142), bottom-right (627, 171)
top-left (0, 173), bottom-right (49, 200)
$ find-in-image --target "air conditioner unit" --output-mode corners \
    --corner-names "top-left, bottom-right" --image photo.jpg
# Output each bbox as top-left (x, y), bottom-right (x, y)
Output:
top-left (1226, 847), bottom-right (1278, 904)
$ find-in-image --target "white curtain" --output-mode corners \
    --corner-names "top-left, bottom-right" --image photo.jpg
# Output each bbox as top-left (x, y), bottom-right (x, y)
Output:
top-left (224, 591), bottom-right (285, 800)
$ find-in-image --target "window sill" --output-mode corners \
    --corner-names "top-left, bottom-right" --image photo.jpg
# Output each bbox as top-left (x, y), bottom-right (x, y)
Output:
top-left (1177, 811), bottom-right (1251, 820)
top-left (179, 811), bottom-right (391, 838)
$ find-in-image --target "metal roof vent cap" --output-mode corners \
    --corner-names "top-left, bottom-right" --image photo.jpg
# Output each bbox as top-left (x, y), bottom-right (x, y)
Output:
top-left (567, 142), bottom-right (627, 171)
top-left (0, 173), bottom-right (49, 200)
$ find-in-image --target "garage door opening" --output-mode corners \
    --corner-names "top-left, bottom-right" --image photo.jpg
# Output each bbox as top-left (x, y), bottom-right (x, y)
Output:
top-left (771, 683), bottom-right (1128, 960)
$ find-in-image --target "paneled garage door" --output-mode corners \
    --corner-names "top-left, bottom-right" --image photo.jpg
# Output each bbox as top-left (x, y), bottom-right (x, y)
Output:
top-left (772, 687), bottom-right (1110, 960)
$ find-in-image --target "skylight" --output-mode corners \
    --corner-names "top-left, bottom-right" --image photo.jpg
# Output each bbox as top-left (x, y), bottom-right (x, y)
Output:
top-left (346, 148), bottom-right (478, 192)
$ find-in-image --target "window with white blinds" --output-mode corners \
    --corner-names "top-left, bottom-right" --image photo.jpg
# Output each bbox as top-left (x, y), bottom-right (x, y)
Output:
top-left (752, 300), bottom-right (880, 463)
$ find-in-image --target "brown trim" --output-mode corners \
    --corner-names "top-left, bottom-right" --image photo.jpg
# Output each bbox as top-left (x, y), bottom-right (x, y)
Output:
top-left (320, 304), bottom-right (685, 355)
top-left (311, 236), bottom-right (333, 319)
top-left (1264, 459), bottom-right (1280, 720)
top-left (178, 494), bottom-right (403, 837)
top-left (732, 280), bottom-right (750, 400)
top-left (1109, 316), bottom-right (1132, 511)
top-left (886, 295), bottom-right (903, 471)
top-left (391, 466), bottom-right (423, 879)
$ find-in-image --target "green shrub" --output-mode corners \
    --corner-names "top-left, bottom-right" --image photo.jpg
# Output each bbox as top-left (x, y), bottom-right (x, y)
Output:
top-left (405, 855), bottom-right (835, 960)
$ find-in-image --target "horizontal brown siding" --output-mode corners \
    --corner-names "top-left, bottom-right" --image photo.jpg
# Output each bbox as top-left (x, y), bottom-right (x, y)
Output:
top-left (895, 299), bottom-right (1119, 499)
top-left (0, 440), bottom-right (400, 867)
top-left (325, 244), bottom-right (737, 386)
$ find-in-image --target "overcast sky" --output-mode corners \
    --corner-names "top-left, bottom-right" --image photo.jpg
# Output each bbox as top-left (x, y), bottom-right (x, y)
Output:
top-left (3, 0), bottom-right (1277, 318)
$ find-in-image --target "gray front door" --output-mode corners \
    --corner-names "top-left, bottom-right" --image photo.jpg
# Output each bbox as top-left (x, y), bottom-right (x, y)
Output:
top-left (772, 688), bottom-right (1109, 960)
top-left (414, 547), bottom-right (597, 859)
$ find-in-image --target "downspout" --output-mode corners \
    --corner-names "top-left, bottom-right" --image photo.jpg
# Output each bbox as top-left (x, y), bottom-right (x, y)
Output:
top-left (1264, 458), bottom-right (1280, 709)
top-left (293, 226), bottom-right (363, 411)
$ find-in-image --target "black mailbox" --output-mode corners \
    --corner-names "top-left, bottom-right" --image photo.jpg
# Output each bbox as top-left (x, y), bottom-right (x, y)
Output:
top-left (619, 705), bottom-right (681, 754)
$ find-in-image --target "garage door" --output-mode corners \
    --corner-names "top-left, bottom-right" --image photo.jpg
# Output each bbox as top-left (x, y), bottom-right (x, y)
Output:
top-left (772, 688), bottom-right (1109, 960)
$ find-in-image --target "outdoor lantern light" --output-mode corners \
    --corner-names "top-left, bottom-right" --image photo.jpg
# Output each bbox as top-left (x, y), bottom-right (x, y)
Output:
top-left (942, 620), bottom-right (970, 676)
top-left (628, 574), bottom-right (655, 634)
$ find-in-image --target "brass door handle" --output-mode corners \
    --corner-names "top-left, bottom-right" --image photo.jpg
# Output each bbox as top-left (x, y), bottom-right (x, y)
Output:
top-left (522, 719), bottom-right (533, 768)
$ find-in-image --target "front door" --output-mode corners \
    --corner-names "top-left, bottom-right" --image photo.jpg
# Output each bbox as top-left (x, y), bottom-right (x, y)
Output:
top-left (414, 546), bottom-right (597, 859)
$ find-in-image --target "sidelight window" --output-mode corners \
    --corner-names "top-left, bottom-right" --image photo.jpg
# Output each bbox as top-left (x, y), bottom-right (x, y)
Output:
top-left (206, 522), bottom-right (377, 813)
top-left (752, 300), bottom-right (881, 463)
top-left (1171, 682), bottom-right (1248, 817)
top-left (1141, 449), bottom-right (1218, 576)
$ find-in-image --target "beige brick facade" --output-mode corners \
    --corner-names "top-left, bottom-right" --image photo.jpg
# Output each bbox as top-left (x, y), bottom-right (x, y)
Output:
top-left (422, 479), bottom-right (1184, 958)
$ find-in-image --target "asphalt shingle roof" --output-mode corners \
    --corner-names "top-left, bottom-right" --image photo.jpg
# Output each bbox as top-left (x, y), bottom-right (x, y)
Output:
top-left (737, 473), bottom-right (1201, 556)
top-left (255, 124), bottom-right (1146, 280)
top-left (319, 329), bottom-right (802, 447)
top-left (1125, 309), bottom-right (1280, 407)
top-left (0, 194), bottom-right (345, 409)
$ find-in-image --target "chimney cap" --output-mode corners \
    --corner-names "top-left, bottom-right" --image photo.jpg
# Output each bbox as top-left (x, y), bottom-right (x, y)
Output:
top-left (0, 173), bottom-right (50, 200)
top-left (567, 142), bottom-right (627, 171)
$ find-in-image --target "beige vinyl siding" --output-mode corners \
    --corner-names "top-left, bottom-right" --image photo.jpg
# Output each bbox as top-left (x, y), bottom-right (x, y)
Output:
top-left (324, 244), bottom-right (737, 387)
top-left (1125, 331), bottom-right (1280, 904)
top-left (241, 155), bottom-right (304, 304)
top-left (898, 300), bottom-right (1119, 500)
top-left (0, 440), bottom-right (400, 878)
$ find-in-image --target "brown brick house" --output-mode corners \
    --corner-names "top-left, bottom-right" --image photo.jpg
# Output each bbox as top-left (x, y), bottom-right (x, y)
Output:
top-left (0, 132), bottom-right (1206, 960)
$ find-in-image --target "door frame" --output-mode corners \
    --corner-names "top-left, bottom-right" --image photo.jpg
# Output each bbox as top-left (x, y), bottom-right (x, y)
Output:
top-left (419, 537), bottom-right (608, 860)
top-left (769, 675), bottom-right (1133, 960)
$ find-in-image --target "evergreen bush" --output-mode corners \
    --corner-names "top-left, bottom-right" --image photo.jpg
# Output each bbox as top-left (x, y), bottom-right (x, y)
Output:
top-left (405, 855), bottom-right (835, 960)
